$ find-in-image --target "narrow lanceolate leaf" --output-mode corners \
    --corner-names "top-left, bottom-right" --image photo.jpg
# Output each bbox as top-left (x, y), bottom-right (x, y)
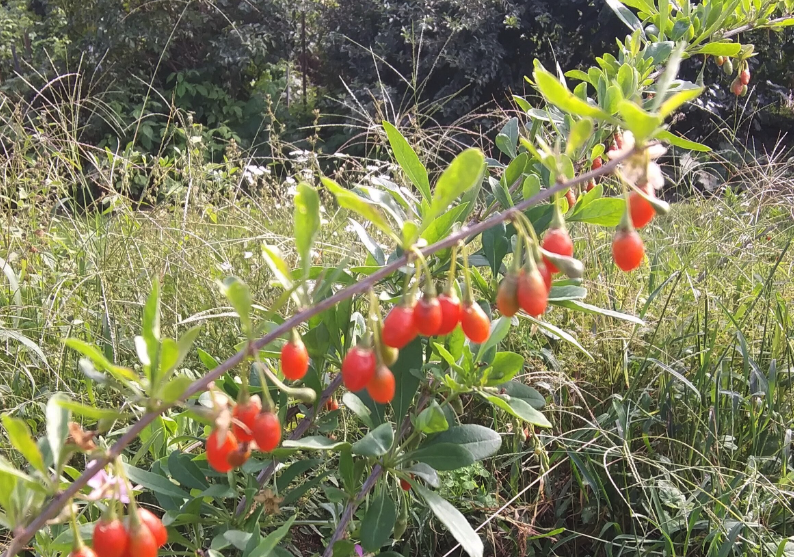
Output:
top-left (46, 395), bottom-right (70, 469)
top-left (219, 276), bottom-right (253, 339)
top-left (532, 67), bottom-right (611, 120)
top-left (414, 483), bottom-right (483, 557)
top-left (142, 279), bottom-right (161, 376)
top-left (383, 121), bottom-right (431, 201)
top-left (294, 183), bottom-right (321, 276)
top-left (2, 415), bottom-right (46, 475)
top-left (322, 176), bottom-right (400, 244)
top-left (249, 515), bottom-right (297, 557)
top-left (423, 148), bottom-right (485, 228)
top-left (481, 393), bottom-right (552, 428)
top-left (360, 491), bottom-right (397, 552)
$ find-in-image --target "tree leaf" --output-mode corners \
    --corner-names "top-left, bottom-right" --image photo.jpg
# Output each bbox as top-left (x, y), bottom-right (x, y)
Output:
top-left (351, 423), bottom-right (393, 457)
top-left (420, 204), bottom-right (469, 245)
top-left (283, 436), bottom-right (351, 451)
top-left (408, 443), bottom-right (475, 471)
top-left (605, 0), bottom-right (644, 32)
top-left (406, 462), bottom-right (440, 488)
top-left (481, 393), bottom-right (552, 428)
top-left (2, 414), bottom-right (46, 475)
top-left (654, 130), bottom-right (711, 152)
top-left (533, 67), bottom-right (610, 119)
top-left (219, 276), bottom-right (253, 338)
top-left (249, 515), bottom-right (297, 557)
top-left (294, 183), bottom-right (321, 275)
top-left (46, 395), bottom-right (70, 469)
top-left (424, 148), bottom-right (485, 226)
top-left (383, 121), bottom-right (431, 201)
top-left (423, 424), bottom-right (502, 461)
top-left (322, 176), bottom-right (400, 244)
top-left (55, 398), bottom-right (125, 421)
top-left (360, 491), bottom-right (397, 552)
top-left (414, 484), bottom-right (483, 557)
top-left (475, 317), bottom-right (512, 361)
top-left (416, 400), bottom-right (449, 434)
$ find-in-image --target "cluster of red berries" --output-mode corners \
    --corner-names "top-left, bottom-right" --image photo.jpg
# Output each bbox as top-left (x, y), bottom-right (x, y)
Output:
top-left (70, 508), bottom-right (167, 557)
top-left (716, 56), bottom-right (750, 96)
top-left (206, 397), bottom-right (282, 473)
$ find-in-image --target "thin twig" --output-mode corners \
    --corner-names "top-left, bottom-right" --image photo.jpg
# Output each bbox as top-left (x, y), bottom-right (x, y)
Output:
top-left (0, 147), bottom-right (636, 557)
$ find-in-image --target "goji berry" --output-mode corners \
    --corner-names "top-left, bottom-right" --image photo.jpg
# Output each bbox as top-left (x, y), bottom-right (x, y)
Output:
top-left (366, 365), bottom-right (396, 404)
top-left (281, 336), bottom-right (310, 380)
top-left (541, 227), bottom-right (574, 274)
top-left (612, 229), bottom-right (645, 271)
top-left (382, 304), bottom-right (418, 348)
top-left (517, 268), bottom-right (549, 318)
top-left (461, 302), bottom-right (490, 343)
top-left (413, 294), bottom-right (443, 336)
top-left (206, 429), bottom-right (238, 473)
top-left (436, 292), bottom-right (462, 335)
top-left (93, 518), bottom-right (129, 557)
top-left (341, 345), bottom-right (376, 391)
top-left (232, 398), bottom-right (261, 443)
top-left (253, 412), bottom-right (282, 452)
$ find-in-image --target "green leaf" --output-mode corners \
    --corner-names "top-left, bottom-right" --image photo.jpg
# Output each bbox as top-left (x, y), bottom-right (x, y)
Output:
top-left (282, 436), bottom-right (351, 451)
top-left (521, 314), bottom-right (594, 361)
top-left (360, 491), bottom-right (397, 552)
top-left (402, 220), bottom-right (420, 249)
top-left (552, 299), bottom-right (645, 325)
top-left (502, 152), bottom-right (529, 190)
top-left (533, 67), bottom-right (611, 119)
top-left (481, 393), bottom-right (551, 428)
top-left (497, 381), bottom-right (546, 409)
top-left (416, 401), bottom-right (449, 434)
top-left (605, 0), bottom-right (644, 32)
top-left (659, 85), bottom-right (703, 117)
top-left (249, 515), bottom-right (296, 557)
top-left (512, 95), bottom-right (531, 112)
top-left (341, 392), bottom-right (374, 429)
top-left (424, 424), bottom-right (502, 461)
top-left (55, 398), bottom-right (124, 421)
top-left (564, 69), bottom-right (591, 84)
top-left (322, 176), bottom-right (400, 243)
top-left (568, 198), bottom-right (625, 226)
top-left (142, 280), bottom-right (161, 377)
top-left (406, 463), bottom-right (440, 488)
top-left (392, 338), bottom-right (424, 421)
top-left (654, 130), bottom-right (711, 152)
top-left (420, 204), bottom-right (469, 245)
top-left (159, 375), bottom-right (193, 403)
top-left (566, 119), bottom-right (593, 156)
top-left (408, 443), bottom-right (475, 471)
top-left (294, 183), bottom-right (321, 275)
top-left (424, 148), bottom-right (485, 226)
top-left (0, 455), bottom-right (41, 490)
top-left (219, 277), bottom-right (253, 338)
top-left (2, 415), bottom-right (46, 475)
top-left (604, 85), bottom-right (624, 117)
top-left (383, 121), bottom-right (431, 200)
top-left (523, 175), bottom-right (541, 200)
top-left (475, 317), bottom-right (512, 361)
top-left (495, 118), bottom-right (519, 158)
top-left (481, 223), bottom-right (509, 279)
top-left (167, 451), bottom-right (209, 490)
top-left (694, 42), bottom-right (742, 56)
top-left (63, 339), bottom-right (137, 382)
top-left (617, 99), bottom-right (662, 141)
top-left (414, 484), bottom-right (483, 557)
top-left (123, 463), bottom-right (189, 499)
top-left (351, 423), bottom-right (393, 457)
top-left (548, 285), bottom-right (587, 302)
top-left (46, 394), bottom-right (70, 469)
top-left (483, 352), bottom-right (524, 386)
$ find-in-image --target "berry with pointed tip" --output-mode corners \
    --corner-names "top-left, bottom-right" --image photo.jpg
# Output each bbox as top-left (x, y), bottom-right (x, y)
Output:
top-left (382, 304), bottom-right (418, 348)
top-left (629, 185), bottom-right (656, 229)
top-left (124, 523), bottom-right (157, 557)
top-left (496, 273), bottom-right (520, 317)
top-left (731, 78), bottom-right (744, 96)
top-left (366, 365), bottom-right (396, 404)
top-left (281, 336), bottom-right (310, 380)
top-left (400, 478), bottom-right (411, 491)
top-left (436, 292), bottom-right (462, 335)
top-left (206, 429), bottom-right (238, 473)
top-left (612, 229), bottom-right (645, 271)
top-left (93, 518), bottom-right (129, 557)
top-left (541, 227), bottom-right (574, 274)
top-left (253, 412), bottom-right (282, 452)
top-left (341, 345), bottom-right (376, 391)
top-left (517, 268), bottom-right (549, 318)
top-left (413, 294), bottom-right (443, 336)
top-left (461, 302), bottom-right (490, 343)
top-left (739, 68), bottom-right (750, 85)
top-left (137, 509), bottom-right (167, 548)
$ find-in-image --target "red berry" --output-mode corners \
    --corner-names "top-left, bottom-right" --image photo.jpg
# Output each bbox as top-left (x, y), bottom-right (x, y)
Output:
top-left (739, 68), bottom-right (750, 85)
top-left (517, 268), bottom-right (548, 318)
top-left (461, 302), bottom-right (490, 343)
top-left (137, 509), bottom-right (167, 548)
top-left (413, 294), bottom-right (443, 336)
top-left (629, 187), bottom-right (655, 229)
top-left (325, 398), bottom-right (339, 411)
top-left (541, 227), bottom-right (574, 274)
top-left (538, 262), bottom-right (552, 292)
top-left (615, 132), bottom-right (624, 149)
top-left (281, 337), bottom-right (310, 380)
top-left (71, 548), bottom-right (98, 557)
top-left (400, 478), bottom-right (411, 491)
top-left (731, 78), bottom-right (744, 96)
top-left (565, 189), bottom-right (576, 208)
top-left (226, 442), bottom-right (251, 468)
top-left (341, 345), bottom-right (376, 391)
top-left (591, 157), bottom-right (602, 170)
top-left (93, 518), bottom-right (129, 557)
top-left (253, 412), bottom-right (282, 452)
top-left (382, 304), bottom-right (418, 348)
top-left (366, 365), bottom-right (396, 404)
top-left (206, 429), bottom-right (238, 473)
top-left (586, 179), bottom-right (596, 192)
top-left (232, 399), bottom-right (261, 443)
top-left (496, 273), bottom-right (520, 317)
top-left (612, 229), bottom-right (645, 271)
top-left (124, 523), bottom-right (157, 557)
top-left (436, 292), bottom-right (462, 335)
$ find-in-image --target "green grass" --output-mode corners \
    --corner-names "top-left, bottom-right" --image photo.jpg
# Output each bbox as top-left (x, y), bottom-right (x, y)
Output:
top-left (1, 154), bottom-right (793, 555)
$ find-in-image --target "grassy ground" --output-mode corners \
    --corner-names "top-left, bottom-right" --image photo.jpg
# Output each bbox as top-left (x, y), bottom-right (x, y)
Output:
top-left (1, 161), bottom-right (793, 555)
